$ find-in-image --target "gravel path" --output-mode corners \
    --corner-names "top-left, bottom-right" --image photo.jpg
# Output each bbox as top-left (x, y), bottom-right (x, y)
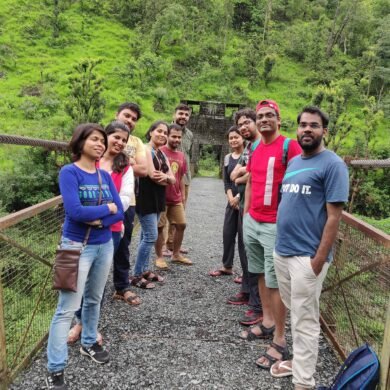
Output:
top-left (11, 177), bottom-right (339, 389)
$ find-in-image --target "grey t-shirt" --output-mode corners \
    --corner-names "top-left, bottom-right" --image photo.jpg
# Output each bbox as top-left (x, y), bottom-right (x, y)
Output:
top-left (275, 149), bottom-right (349, 260)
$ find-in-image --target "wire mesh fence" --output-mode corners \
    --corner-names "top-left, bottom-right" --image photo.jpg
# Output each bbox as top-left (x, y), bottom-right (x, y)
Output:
top-left (320, 212), bottom-right (390, 360)
top-left (0, 197), bottom-right (63, 384)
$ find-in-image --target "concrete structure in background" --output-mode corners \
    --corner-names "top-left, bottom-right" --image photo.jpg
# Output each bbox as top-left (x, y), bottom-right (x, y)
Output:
top-left (180, 100), bottom-right (245, 176)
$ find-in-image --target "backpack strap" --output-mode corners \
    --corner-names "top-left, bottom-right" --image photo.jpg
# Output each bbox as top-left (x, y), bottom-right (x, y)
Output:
top-left (282, 138), bottom-right (291, 167)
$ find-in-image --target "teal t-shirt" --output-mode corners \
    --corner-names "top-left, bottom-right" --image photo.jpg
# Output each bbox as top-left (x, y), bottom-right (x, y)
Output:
top-left (275, 150), bottom-right (349, 260)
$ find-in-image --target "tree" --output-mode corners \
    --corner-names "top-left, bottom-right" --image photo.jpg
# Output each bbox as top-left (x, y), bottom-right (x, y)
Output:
top-left (263, 54), bottom-right (276, 86)
top-left (65, 59), bottom-right (105, 124)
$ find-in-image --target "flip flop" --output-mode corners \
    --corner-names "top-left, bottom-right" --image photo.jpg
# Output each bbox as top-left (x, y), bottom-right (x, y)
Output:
top-left (233, 276), bottom-right (242, 284)
top-left (209, 269), bottom-right (233, 277)
top-left (270, 360), bottom-right (293, 378)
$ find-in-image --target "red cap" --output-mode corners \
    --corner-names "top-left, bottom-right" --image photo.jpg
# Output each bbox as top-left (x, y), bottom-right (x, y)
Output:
top-left (256, 99), bottom-right (280, 116)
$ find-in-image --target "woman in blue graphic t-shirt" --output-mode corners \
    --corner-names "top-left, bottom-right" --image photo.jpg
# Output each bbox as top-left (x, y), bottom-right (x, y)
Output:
top-left (46, 123), bottom-right (123, 390)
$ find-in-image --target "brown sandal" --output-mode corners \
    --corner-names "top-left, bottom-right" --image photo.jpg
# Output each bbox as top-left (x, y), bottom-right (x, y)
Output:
top-left (129, 276), bottom-right (155, 289)
top-left (113, 288), bottom-right (141, 305)
top-left (142, 271), bottom-right (164, 282)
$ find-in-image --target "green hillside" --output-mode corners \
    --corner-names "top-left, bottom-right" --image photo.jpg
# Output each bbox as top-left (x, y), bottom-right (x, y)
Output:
top-left (0, 0), bottom-right (389, 217)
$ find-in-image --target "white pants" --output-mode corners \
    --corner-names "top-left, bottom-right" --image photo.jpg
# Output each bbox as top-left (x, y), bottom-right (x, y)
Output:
top-left (274, 252), bottom-right (329, 389)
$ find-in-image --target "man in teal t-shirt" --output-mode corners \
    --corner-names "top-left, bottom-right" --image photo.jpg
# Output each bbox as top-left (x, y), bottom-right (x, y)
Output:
top-left (271, 106), bottom-right (349, 389)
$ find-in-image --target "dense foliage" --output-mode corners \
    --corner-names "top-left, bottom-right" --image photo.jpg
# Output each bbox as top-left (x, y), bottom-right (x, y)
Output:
top-left (0, 0), bottom-right (388, 218)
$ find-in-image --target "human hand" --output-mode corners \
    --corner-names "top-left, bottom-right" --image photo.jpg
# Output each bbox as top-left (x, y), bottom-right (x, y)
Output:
top-left (310, 257), bottom-right (324, 277)
top-left (107, 203), bottom-right (118, 214)
top-left (229, 196), bottom-right (239, 208)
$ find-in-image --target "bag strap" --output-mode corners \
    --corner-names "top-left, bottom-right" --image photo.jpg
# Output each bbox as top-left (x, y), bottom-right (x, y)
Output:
top-left (282, 138), bottom-right (291, 166)
top-left (81, 168), bottom-right (103, 247)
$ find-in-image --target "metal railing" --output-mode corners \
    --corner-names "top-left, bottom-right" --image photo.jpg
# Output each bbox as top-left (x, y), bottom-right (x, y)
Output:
top-left (0, 197), bottom-right (63, 388)
top-left (320, 211), bottom-right (390, 389)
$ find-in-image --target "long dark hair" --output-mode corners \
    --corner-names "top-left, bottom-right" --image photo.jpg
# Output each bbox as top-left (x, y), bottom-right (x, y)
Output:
top-left (69, 123), bottom-right (107, 162)
top-left (145, 120), bottom-right (169, 141)
top-left (104, 121), bottom-right (130, 173)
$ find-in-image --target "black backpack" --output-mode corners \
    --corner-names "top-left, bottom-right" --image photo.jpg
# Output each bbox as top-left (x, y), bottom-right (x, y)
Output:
top-left (318, 344), bottom-right (380, 390)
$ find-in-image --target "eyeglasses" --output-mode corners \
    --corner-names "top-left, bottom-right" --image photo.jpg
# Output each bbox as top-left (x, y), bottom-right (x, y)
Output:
top-left (237, 119), bottom-right (254, 129)
top-left (298, 122), bottom-right (322, 130)
top-left (256, 113), bottom-right (277, 120)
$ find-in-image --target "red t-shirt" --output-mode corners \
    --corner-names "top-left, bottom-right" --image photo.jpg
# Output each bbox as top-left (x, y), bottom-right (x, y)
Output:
top-left (247, 135), bottom-right (301, 223)
top-left (161, 146), bottom-right (187, 205)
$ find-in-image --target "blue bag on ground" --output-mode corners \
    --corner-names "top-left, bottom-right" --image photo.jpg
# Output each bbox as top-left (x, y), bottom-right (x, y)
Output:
top-left (317, 343), bottom-right (379, 389)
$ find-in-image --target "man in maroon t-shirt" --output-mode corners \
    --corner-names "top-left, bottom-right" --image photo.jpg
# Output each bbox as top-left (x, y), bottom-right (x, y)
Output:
top-left (241, 100), bottom-right (302, 372)
top-left (155, 124), bottom-right (192, 269)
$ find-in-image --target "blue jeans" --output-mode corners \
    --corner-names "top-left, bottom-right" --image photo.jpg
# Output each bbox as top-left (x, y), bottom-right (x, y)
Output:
top-left (47, 237), bottom-right (113, 373)
top-left (74, 232), bottom-right (121, 322)
top-left (133, 212), bottom-right (159, 276)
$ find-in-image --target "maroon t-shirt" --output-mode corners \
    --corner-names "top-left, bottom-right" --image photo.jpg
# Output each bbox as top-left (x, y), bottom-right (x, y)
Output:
top-left (161, 146), bottom-right (187, 205)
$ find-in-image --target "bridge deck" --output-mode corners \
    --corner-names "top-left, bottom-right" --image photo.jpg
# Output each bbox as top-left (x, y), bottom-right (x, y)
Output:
top-left (11, 177), bottom-right (339, 389)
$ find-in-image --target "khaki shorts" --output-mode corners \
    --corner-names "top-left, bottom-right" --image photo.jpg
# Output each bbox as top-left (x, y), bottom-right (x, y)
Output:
top-left (158, 203), bottom-right (186, 228)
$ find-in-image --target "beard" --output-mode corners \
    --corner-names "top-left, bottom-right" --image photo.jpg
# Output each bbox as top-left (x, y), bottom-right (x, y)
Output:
top-left (298, 135), bottom-right (323, 152)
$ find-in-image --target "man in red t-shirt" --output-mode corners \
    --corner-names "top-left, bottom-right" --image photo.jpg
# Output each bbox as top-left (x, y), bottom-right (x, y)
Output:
top-left (155, 124), bottom-right (192, 269)
top-left (241, 100), bottom-right (301, 371)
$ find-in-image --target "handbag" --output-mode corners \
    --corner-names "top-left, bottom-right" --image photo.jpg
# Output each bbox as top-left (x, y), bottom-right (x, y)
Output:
top-left (53, 169), bottom-right (103, 292)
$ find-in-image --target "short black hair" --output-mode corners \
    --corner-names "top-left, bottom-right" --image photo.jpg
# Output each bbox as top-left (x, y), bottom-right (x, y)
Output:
top-left (234, 108), bottom-right (256, 125)
top-left (175, 103), bottom-right (191, 113)
top-left (116, 102), bottom-right (142, 120)
top-left (168, 123), bottom-right (183, 136)
top-left (297, 106), bottom-right (329, 128)
top-left (69, 123), bottom-right (107, 162)
top-left (225, 125), bottom-right (241, 140)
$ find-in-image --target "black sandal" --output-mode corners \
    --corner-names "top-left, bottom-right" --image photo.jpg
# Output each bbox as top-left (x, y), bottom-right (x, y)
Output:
top-left (241, 324), bottom-right (275, 341)
top-left (256, 342), bottom-right (290, 369)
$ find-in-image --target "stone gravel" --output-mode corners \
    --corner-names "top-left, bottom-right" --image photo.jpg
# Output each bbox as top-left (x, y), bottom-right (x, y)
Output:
top-left (11, 177), bottom-right (340, 389)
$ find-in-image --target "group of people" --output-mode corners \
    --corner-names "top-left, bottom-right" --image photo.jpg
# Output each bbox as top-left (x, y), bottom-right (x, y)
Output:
top-left (45, 97), bottom-right (349, 390)
top-left (46, 103), bottom-right (194, 389)
top-left (210, 100), bottom-right (349, 389)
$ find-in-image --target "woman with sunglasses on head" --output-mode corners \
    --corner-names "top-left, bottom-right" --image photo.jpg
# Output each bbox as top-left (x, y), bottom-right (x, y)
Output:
top-left (67, 121), bottom-right (141, 346)
top-left (46, 124), bottom-right (123, 390)
top-left (130, 120), bottom-right (175, 289)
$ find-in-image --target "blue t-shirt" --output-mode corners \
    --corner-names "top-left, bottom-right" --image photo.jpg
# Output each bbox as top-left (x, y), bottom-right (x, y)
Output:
top-left (59, 164), bottom-right (124, 245)
top-left (275, 150), bottom-right (349, 260)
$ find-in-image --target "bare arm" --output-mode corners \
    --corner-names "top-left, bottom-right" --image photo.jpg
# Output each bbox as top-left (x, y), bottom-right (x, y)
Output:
top-left (311, 202), bottom-right (344, 276)
top-left (132, 154), bottom-right (148, 177)
top-left (180, 176), bottom-right (186, 205)
top-left (235, 172), bottom-right (249, 185)
top-left (149, 158), bottom-right (176, 186)
top-left (243, 173), bottom-right (252, 214)
top-left (231, 164), bottom-right (247, 181)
